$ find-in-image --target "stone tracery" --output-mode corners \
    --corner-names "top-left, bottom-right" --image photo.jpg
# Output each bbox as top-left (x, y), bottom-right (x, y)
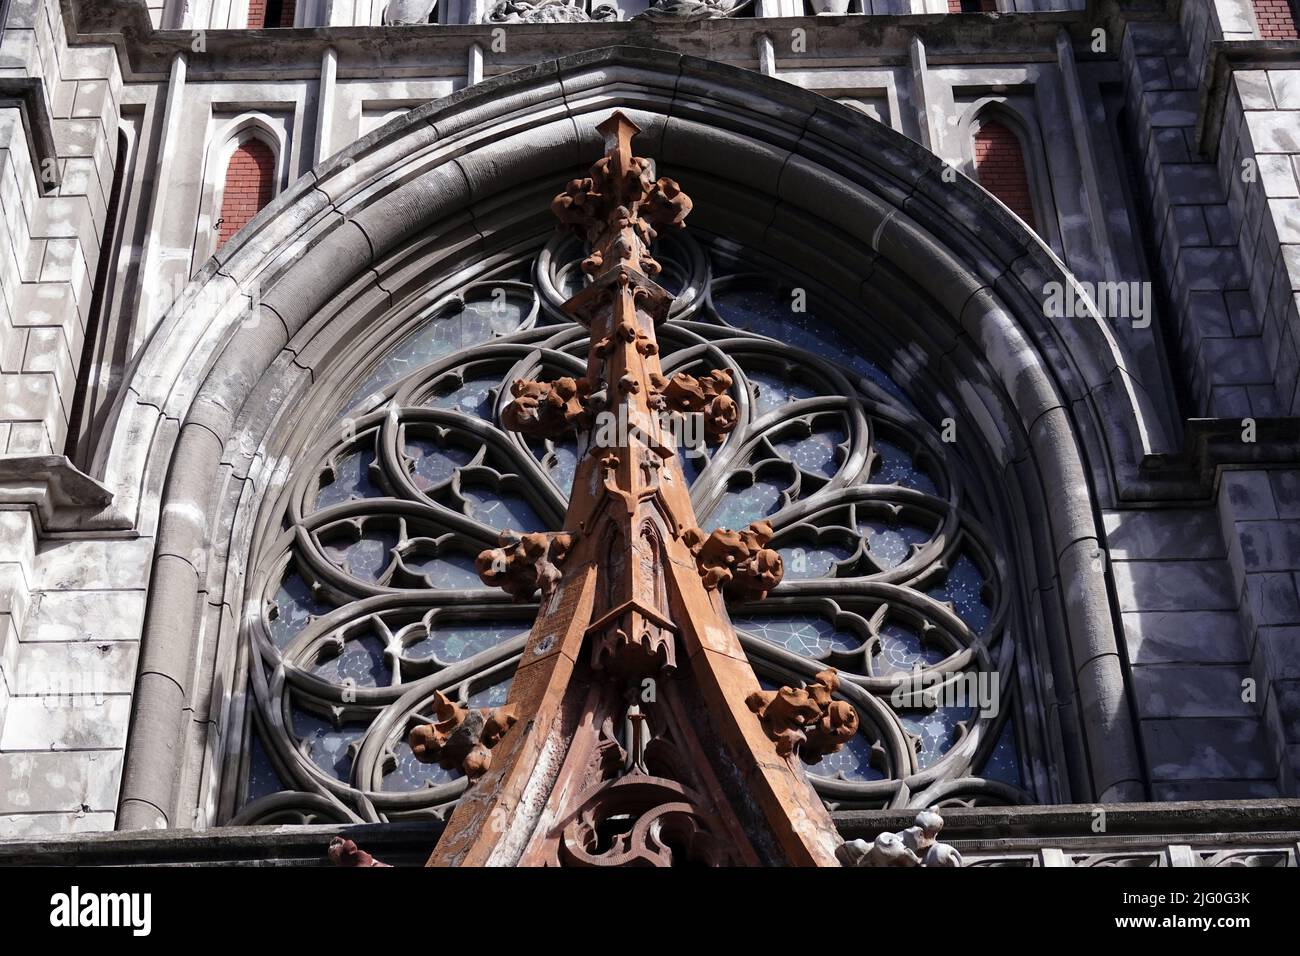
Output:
top-left (229, 140), bottom-right (1026, 838)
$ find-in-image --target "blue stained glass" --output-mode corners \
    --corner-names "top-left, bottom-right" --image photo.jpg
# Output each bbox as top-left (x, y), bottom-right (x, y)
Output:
top-left (462, 487), bottom-right (546, 532)
top-left (859, 518), bottom-right (932, 568)
top-left (326, 531), bottom-right (399, 582)
top-left (406, 621), bottom-right (530, 663)
top-left (679, 448), bottom-right (707, 487)
top-left (779, 543), bottom-right (853, 579)
top-left (733, 614), bottom-right (861, 656)
top-left (312, 630), bottom-right (392, 687)
top-left (316, 448), bottom-right (382, 509)
top-left (711, 287), bottom-right (911, 405)
top-left (748, 369), bottom-right (818, 417)
top-left (806, 731), bottom-right (884, 782)
top-left (427, 377), bottom-right (498, 420)
top-left (292, 709), bottom-right (368, 782)
top-left (403, 551), bottom-right (482, 589)
top-left (268, 572), bottom-right (333, 649)
top-left (468, 679), bottom-right (513, 708)
top-left (243, 728), bottom-right (284, 804)
top-left (346, 296), bottom-right (528, 407)
top-left (927, 554), bottom-right (991, 634)
top-left (710, 479), bottom-right (783, 529)
top-left (874, 621), bottom-right (948, 675)
top-left (871, 440), bottom-right (938, 496)
top-left (407, 438), bottom-right (474, 488)
top-left (384, 736), bottom-right (461, 791)
top-left (899, 704), bottom-right (972, 769)
top-left (981, 719), bottom-right (1023, 787)
top-left (775, 427), bottom-right (845, 477)
top-left (529, 434), bottom-right (578, 493)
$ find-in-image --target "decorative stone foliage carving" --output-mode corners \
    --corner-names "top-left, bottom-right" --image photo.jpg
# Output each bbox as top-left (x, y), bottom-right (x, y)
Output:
top-left (501, 376), bottom-right (592, 437)
top-left (654, 368), bottom-right (738, 440)
top-left (746, 668), bottom-right (859, 761)
top-left (409, 690), bottom-right (518, 781)
top-left (835, 807), bottom-right (963, 867)
top-left (477, 531), bottom-right (574, 601)
top-left (684, 519), bottom-right (783, 600)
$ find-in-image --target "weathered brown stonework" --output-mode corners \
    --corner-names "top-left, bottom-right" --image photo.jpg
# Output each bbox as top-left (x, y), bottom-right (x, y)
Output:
top-left (746, 668), bottom-right (860, 763)
top-left (408, 691), bottom-right (519, 781)
top-left (429, 112), bottom-right (849, 867)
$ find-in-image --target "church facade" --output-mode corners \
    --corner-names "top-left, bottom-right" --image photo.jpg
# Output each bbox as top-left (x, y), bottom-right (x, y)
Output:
top-left (0, 0), bottom-right (1299, 866)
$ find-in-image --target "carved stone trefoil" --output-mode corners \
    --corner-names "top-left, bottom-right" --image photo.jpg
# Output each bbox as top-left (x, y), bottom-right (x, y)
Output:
top-left (476, 531), bottom-right (574, 601)
top-left (501, 376), bottom-right (592, 437)
top-left (684, 519), bottom-right (784, 600)
top-left (409, 690), bottom-right (519, 782)
top-left (746, 668), bottom-right (859, 762)
top-left (835, 807), bottom-right (964, 867)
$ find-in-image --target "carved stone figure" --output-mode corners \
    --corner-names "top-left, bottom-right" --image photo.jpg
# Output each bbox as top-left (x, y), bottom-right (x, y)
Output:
top-left (488, 0), bottom-right (616, 23)
top-left (684, 519), bottom-right (783, 600)
top-left (327, 836), bottom-right (392, 867)
top-left (476, 531), bottom-right (574, 601)
top-left (835, 807), bottom-right (964, 867)
top-left (636, 0), bottom-right (739, 19)
top-left (745, 668), bottom-right (859, 762)
top-left (382, 0), bottom-right (438, 23)
top-left (501, 376), bottom-right (591, 437)
top-left (656, 368), bottom-right (738, 441)
top-left (409, 690), bottom-right (519, 781)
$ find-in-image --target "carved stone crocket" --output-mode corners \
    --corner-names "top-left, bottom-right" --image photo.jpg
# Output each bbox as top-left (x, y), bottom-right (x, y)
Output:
top-left (409, 690), bottom-right (519, 782)
top-left (746, 668), bottom-right (860, 763)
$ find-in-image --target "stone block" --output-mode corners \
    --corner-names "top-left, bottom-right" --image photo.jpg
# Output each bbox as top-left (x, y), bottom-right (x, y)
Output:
top-left (0, 694), bottom-right (131, 750)
top-left (1132, 663), bottom-right (1256, 717)
top-left (1111, 559), bottom-right (1237, 612)
top-left (1142, 716), bottom-right (1274, 779)
top-left (0, 750), bottom-right (122, 813)
top-left (1102, 508), bottom-right (1227, 559)
top-left (1121, 610), bottom-right (1248, 663)
top-left (10, 641), bottom-right (138, 695)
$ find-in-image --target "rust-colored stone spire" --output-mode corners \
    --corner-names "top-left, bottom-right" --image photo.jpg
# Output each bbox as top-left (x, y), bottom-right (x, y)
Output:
top-left (417, 112), bottom-right (848, 866)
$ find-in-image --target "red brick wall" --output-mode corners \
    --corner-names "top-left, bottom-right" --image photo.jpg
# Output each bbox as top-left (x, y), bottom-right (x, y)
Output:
top-left (247, 0), bottom-right (295, 27)
top-left (973, 118), bottom-right (1036, 230)
top-left (217, 139), bottom-right (276, 249)
top-left (1252, 0), bottom-right (1299, 39)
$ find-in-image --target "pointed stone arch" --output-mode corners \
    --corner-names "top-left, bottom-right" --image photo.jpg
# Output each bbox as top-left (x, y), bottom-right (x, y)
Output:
top-left (103, 46), bottom-right (1161, 831)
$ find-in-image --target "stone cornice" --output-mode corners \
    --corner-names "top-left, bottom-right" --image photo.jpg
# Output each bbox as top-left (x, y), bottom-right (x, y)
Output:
top-left (0, 454), bottom-right (133, 535)
top-left (61, 0), bottom-right (1105, 82)
top-left (1136, 417), bottom-right (1300, 500)
top-left (1, 799), bottom-right (1296, 865)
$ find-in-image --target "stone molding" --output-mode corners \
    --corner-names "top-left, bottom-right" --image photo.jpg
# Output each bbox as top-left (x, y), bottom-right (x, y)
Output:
top-left (0, 455), bottom-right (132, 535)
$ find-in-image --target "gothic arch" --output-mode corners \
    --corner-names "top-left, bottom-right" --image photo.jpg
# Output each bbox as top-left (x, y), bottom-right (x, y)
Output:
top-left (100, 46), bottom-right (1164, 830)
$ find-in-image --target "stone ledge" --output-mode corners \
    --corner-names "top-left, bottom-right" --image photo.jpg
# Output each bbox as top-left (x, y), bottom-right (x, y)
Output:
top-left (0, 455), bottom-right (133, 535)
top-left (1134, 417), bottom-right (1300, 500)
top-left (1196, 39), bottom-right (1300, 159)
top-left (1, 798), bottom-right (1298, 865)
top-left (0, 77), bottom-right (61, 193)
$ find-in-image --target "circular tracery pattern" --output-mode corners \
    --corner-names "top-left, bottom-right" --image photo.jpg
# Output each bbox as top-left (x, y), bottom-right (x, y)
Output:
top-left (228, 233), bottom-right (1029, 825)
